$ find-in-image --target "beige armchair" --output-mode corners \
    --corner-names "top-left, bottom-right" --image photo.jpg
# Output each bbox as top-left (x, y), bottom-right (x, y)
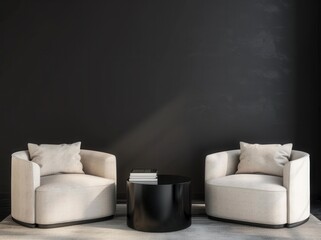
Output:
top-left (205, 150), bottom-right (310, 228)
top-left (11, 149), bottom-right (117, 228)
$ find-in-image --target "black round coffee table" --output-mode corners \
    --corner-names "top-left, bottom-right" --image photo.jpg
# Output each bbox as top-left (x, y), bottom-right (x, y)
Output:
top-left (127, 175), bottom-right (191, 232)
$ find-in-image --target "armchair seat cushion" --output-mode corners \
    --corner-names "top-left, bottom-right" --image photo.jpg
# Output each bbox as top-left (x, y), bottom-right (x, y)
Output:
top-left (206, 174), bottom-right (287, 225)
top-left (36, 174), bottom-right (115, 225)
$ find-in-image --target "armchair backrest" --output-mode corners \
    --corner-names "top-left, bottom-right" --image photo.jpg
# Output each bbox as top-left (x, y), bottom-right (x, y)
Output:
top-left (80, 150), bottom-right (117, 183)
top-left (283, 150), bottom-right (310, 224)
top-left (11, 151), bottom-right (40, 224)
top-left (12, 150), bottom-right (30, 161)
top-left (205, 150), bottom-right (240, 181)
top-left (290, 150), bottom-right (309, 161)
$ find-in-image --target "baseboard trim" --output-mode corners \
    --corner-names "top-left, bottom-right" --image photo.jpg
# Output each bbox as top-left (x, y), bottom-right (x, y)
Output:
top-left (12, 215), bottom-right (114, 229)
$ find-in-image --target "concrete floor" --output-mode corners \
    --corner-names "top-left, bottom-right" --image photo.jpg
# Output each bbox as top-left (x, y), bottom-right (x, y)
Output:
top-left (311, 199), bottom-right (321, 220)
top-left (1, 196), bottom-right (321, 222)
top-left (1, 204), bottom-right (321, 240)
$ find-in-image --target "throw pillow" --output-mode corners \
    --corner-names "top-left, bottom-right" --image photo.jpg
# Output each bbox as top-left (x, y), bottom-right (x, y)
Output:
top-left (28, 142), bottom-right (84, 176)
top-left (236, 141), bottom-right (292, 176)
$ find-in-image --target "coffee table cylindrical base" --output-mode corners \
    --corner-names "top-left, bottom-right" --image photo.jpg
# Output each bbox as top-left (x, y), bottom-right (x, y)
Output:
top-left (127, 175), bottom-right (191, 232)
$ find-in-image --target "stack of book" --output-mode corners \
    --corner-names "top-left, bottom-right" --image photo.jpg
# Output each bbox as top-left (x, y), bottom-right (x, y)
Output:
top-left (129, 169), bottom-right (158, 184)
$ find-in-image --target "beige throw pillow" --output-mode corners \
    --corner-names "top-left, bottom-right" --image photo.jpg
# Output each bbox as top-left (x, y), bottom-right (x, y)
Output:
top-left (236, 141), bottom-right (292, 176)
top-left (28, 142), bottom-right (84, 176)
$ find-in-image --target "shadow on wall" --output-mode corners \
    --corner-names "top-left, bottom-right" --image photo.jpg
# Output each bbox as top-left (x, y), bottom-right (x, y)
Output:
top-left (106, 92), bottom-right (198, 199)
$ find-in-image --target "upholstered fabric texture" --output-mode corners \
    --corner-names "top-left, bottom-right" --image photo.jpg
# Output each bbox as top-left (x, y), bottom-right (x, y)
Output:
top-left (11, 149), bottom-right (116, 226)
top-left (205, 174), bottom-right (287, 225)
top-left (236, 142), bottom-right (292, 176)
top-left (283, 151), bottom-right (310, 224)
top-left (11, 151), bottom-right (40, 224)
top-left (36, 174), bottom-right (115, 225)
top-left (205, 149), bottom-right (310, 227)
top-left (28, 142), bottom-right (83, 176)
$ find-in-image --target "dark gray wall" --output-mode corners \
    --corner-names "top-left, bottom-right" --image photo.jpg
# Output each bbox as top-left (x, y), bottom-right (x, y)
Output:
top-left (1, 0), bottom-right (320, 200)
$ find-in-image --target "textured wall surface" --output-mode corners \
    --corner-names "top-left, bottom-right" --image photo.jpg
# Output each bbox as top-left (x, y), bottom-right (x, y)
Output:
top-left (0, 0), bottom-right (319, 199)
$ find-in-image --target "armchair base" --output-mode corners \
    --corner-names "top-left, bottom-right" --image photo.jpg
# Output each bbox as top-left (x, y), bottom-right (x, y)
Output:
top-left (208, 215), bottom-right (310, 228)
top-left (12, 218), bottom-right (36, 228)
top-left (286, 217), bottom-right (310, 228)
top-left (12, 215), bottom-right (114, 229)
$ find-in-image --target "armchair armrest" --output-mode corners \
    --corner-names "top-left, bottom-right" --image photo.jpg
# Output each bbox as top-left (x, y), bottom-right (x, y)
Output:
top-left (11, 151), bottom-right (40, 224)
top-left (283, 150), bottom-right (310, 224)
top-left (80, 150), bottom-right (117, 184)
top-left (205, 150), bottom-right (240, 182)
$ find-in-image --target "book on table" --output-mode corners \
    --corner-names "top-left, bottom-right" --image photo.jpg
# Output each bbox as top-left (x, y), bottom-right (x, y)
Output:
top-left (129, 169), bottom-right (158, 184)
top-left (128, 180), bottom-right (158, 185)
top-left (129, 169), bottom-right (157, 178)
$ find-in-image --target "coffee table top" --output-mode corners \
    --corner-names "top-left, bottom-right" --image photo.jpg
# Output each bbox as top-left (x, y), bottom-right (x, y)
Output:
top-left (128, 174), bottom-right (190, 185)
top-left (157, 175), bottom-right (190, 185)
